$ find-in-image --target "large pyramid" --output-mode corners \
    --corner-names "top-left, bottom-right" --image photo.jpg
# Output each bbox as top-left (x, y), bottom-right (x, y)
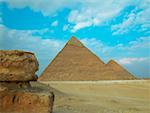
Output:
top-left (38, 37), bottom-right (135, 81)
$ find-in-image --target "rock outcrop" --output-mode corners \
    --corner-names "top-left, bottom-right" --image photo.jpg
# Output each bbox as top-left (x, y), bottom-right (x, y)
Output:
top-left (0, 50), bottom-right (54, 113)
top-left (0, 50), bottom-right (38, 81)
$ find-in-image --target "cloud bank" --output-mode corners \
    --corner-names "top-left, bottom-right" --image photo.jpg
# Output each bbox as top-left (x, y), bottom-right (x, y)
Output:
top-left (1, 0), bottom-right (149, 34)
top-left (0, 24), bottom-right (65, 75)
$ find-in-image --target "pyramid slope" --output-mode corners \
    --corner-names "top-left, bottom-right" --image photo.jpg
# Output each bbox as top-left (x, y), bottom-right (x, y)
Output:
top-left (38, 37), bottom-right (135, 81)
top-left (106, 60), bottom-right (136, 79)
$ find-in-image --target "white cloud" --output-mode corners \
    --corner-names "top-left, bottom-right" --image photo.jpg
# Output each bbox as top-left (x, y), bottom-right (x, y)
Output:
top-left (68, 1), bottom-right (128, 32)
top-left (118, 57), bottom-right (150, 77)
top-left (68, 0), bottom-right (149, 33)
top-left (51, 20), bottom-right (58, 27)
top-left (111, 0), bottom-right (150, 35)
top-left (118, 57), bottom-right (149, 64)
top-left (81, 38), bottom-right (105, 53)
top-left (127, 37), bottom-right (150, 49)
top-left (80, 36), bottom-right (150, 62)
top-left (71, 21), bottom-right (92, 33)
top-left (0, 24), bottom-right (65, 75)
top-left (1, 0), bottom-right (76, 16)
top-left (111, 13), bottom-right (136, 35)
top-left (1, 0), bottom-right (149, 33)
top-left (63, 24), bottom-right (69, 31)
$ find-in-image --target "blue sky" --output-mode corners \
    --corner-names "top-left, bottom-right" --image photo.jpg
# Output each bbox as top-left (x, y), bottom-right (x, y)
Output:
top-left (0, 0), bottom-right (149, 78)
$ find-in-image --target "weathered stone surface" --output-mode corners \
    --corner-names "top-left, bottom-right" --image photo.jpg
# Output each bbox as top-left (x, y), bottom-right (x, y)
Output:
top-left (0, 82), bottom-right (31, 89)
top-left (0, 50), bottom-right (39, 81)
top-left (0, 85), bottom-right (54, 113)
top-left (0, 50), bottom-right (54, 113)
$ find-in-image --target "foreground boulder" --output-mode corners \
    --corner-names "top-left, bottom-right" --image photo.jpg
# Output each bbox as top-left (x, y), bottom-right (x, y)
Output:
top-left (0, 50), bottom-right (38, 81)
top-left (0, 85), bottom-right (54, 113)
top-left (0, 50), bottom-right (54, 113)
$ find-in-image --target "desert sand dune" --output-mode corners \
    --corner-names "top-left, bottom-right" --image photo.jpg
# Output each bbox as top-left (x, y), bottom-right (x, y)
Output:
top-left (39, 80), bottom-right (150, 113)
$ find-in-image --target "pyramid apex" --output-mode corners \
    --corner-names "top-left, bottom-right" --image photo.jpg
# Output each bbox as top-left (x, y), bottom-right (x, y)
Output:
top-left (67, 36), bottom-right (84, 47)
top-left (107, 59), bottom-right (119, 66)
top-left (107, 59), bottom-right (125, 70)
top-left (108, 59), bottom-right (116, 64)
top-left (70, 36), bottom-right (77, 40)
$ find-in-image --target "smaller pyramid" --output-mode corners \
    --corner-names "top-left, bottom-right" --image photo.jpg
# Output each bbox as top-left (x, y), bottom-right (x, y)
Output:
top-left (106, 60), bottom-right (135, 79)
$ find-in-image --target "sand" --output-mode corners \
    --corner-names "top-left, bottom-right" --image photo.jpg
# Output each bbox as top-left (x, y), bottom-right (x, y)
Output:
top-left (38, 80), bottom-right (150, 113)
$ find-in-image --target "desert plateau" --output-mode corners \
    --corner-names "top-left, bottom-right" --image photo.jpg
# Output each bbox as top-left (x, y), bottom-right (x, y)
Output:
top-left (37, 80), bottom-right (150, 113)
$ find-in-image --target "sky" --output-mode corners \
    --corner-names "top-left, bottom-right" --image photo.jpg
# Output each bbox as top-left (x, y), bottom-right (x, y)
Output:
top-left (0, 0), bottom-right (149, 78)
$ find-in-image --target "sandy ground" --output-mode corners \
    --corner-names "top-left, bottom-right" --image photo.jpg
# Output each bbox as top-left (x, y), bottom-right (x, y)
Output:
top-left (38, 80), bottom-right (150, 113)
